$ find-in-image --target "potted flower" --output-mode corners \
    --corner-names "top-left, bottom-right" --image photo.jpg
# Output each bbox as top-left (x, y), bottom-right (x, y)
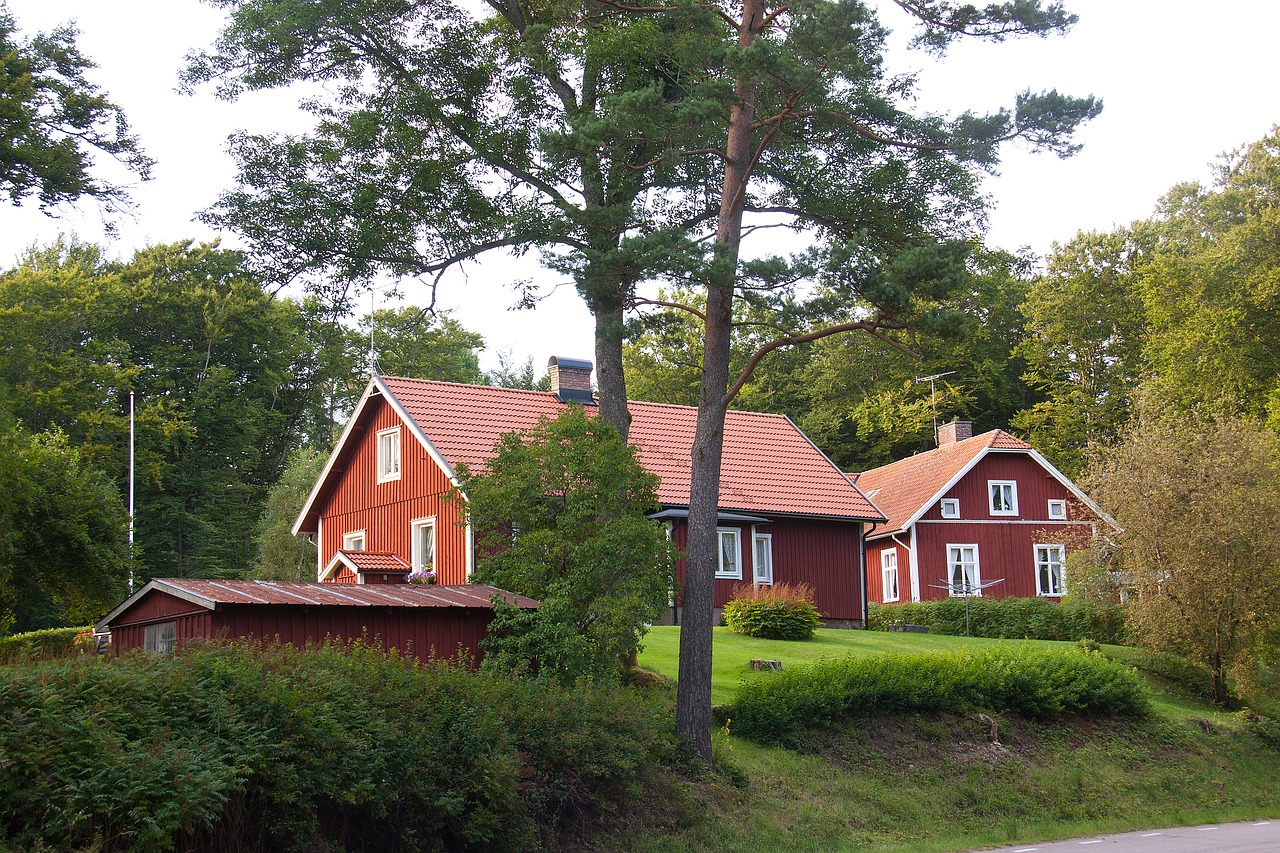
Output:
top-left (407, 566), bottom-right (436, 585)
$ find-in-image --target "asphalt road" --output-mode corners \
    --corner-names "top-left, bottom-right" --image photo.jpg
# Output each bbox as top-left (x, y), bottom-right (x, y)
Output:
top-left (968, 820), bottom-right (1278, 853)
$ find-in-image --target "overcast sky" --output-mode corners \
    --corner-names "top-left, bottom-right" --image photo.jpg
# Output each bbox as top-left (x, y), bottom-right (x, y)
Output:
top-left (2, 0), bottom-right (1277, 373)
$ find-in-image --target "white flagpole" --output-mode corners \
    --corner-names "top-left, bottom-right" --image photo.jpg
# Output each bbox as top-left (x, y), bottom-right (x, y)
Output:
top-left (129, 390), bottom-right (135, 592)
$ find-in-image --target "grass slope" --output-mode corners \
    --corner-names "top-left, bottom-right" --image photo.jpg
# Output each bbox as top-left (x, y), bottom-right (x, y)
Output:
top-left (620, 626), bottom-right (1280, 853)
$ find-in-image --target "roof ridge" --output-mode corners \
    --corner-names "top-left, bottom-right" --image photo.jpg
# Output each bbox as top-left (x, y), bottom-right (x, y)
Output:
top-left (382, 374), bottom-right (790, 420)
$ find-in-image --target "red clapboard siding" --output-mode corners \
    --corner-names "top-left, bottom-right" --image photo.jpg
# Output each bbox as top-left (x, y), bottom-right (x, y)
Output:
top-left (670, 518), bottom-right (864, 621)
top-left (318, 397), bottom-right (469, 584)
top-left (865, 536), bottom-right (910, 604)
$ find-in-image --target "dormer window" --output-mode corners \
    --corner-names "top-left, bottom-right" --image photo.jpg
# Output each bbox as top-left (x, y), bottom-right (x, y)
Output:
top-left (940, 498), bottom-right (960, 519)
top-left (1048, 499), bottom-right (1067, 520)
top-left (988, 480), bottom-right (1018, 516)
top-left (377, 427), bottom-right (401, 483)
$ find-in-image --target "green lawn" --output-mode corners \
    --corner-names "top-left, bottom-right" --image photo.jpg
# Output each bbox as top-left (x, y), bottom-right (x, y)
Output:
top-left (638, 625), bottom-right (1082, 705)
top-left (617, 625), bottom-right (1280, 853)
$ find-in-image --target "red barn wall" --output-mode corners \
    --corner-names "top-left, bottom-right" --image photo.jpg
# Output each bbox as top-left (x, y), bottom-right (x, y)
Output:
top-left (214, 605), bottom-right (492, 662)
top-left (317, 396), bottom-right (469, 583)
top-left (670, 517), bottom-right (864, 622)
top-left (108, 596), bottom-right (493, 663)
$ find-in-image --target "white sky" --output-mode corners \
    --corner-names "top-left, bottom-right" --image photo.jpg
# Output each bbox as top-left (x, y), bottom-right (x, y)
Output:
top-left (1, 0), bottom-right (1277, 373)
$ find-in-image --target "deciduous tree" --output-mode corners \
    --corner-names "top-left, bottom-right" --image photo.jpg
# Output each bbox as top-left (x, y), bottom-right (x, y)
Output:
top-left (1081, 403), bottom-right (1280, 704)
top-left (0, 5), bottom-right (152, 213)
top-left (460, 407), bottom-right (673, 683)
top-left (0, 418), bottom-right (128, 634)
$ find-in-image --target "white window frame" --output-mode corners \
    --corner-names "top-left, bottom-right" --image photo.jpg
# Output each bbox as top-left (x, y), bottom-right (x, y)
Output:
top-left (342, 530), bottom-right (366, 552)
top-left (411, 517), bottom-right (436, 573)
top-left (144, 621), bottom-right (177, 654)
top-left (1035, 543), bottom-right (1067, 597)
top-left (716, 527), bottom-right (742, 580)
top-left (940, 498), bottom-right (960, 519)
top-left (947, 544), bottom-right (981, 596)
top-left (752, 532), bottom-right (773, 585)
top-left (988, 480), bottom-right (1018, 516)
top-left (1047, 499), bottom-right (1067, 520)
top-left (377, 426), bottom-right (402, 483)
top-left (881, 549), bottom-right (900, 602)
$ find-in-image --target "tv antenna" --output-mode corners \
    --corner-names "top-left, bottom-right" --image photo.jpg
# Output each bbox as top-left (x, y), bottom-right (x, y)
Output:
top-left (927, 576), bottom-right (1004, 636)
top-left (914, 370), bottom-right (955, 444)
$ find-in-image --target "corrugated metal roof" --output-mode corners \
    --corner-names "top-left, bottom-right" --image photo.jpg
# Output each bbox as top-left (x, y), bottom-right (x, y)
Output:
top-left (380, 376), bottom-right (883, 520)
top-left (853, 429), bottom-right (1034, 535)
top-left (98, 579), bottom-right (538, 629)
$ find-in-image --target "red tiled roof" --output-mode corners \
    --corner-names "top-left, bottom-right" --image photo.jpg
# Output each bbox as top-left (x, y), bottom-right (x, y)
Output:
top-left (381, 376), bottom-right (882, 520)
top-left (101, 580), bottom-right (537, 628)
top-left (853, 429), bottom-right (1032, 536)
top-left (339, 551), bottom-right (411, 573)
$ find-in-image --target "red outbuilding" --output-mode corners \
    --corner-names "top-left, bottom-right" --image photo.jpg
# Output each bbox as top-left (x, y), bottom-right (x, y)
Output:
top-left (293, 358), bottom-right (885, 625)
top-left (853, 421), bottom-right (1118, 604)
top-left (96, 578), bottom-right (538, 662)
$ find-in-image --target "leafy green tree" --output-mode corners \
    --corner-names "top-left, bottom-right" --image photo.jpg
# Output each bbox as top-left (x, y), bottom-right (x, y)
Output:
top-left (366, 307), bottom-right (485, 383)
top-left (184, 0), bottom-right (720, 439)
top-left (1081, 402), bottom-right (1280, 704)
top-left (1136, 130), bottom-right (1280, 425)
top-left (253, 448), bottom-right (327, 581)
top-left (486, 350), bottom-right (552, 392)
top-left (1012, 229), bottom-right (1147, 475)
top-left (0, 5), bottom-right (152, 212)
top-left (460, 407), bottom-right (674, 684)
top-left (0, 240), bottom-right (312, 580)
top-left (0, 418), bottom-right (129, 634)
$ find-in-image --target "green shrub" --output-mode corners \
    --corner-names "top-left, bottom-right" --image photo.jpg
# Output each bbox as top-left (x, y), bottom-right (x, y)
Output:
top-left (867, 597), bottom-right (1128, 644)
top-left (0, 626), bottom-right (93, 662)
top-left (0, 640), bottom-right (673, 852)
top-left (729, 645), bottom-right (1150, 742)
top-left (723, 583), bottom-right (821, 640)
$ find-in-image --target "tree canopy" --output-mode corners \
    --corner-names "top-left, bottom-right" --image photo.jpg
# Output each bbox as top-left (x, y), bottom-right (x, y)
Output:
top-left (0, 5), bottom-right (152, 213)
top-left (461, 407), bottom-right (674, 683)
top-left (1081, 403), bottom-right (1280, 704)
top-left (0, 418), bottom-right (129, 634)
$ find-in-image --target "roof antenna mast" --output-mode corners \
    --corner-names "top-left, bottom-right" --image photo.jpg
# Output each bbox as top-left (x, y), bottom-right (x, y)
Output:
top-left (914, 370), bottom-right (956, 445)
top-left (368, 289), bottom-right (377, 374)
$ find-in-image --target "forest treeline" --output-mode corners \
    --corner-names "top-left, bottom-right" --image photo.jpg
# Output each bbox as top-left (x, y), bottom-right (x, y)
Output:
top-left (2, 129), bottom-right (1279, 633)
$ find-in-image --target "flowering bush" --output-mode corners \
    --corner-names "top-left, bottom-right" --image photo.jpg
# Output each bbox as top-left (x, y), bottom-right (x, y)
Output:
top-left (407, 568), bottom-right (436, 585)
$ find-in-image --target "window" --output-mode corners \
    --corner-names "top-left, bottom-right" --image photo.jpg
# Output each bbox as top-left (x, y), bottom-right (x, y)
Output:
top-left (342, 530), bottom-right (366, 551)
top-left (752, 533), bottom-right (773, 585)
top-left (988, 480), bottom-right (1018, 516)
top-left (947, 544), bottom-right (981, 596)
top-left (940, 498), bottom-right (960, 518)
top-left (716, 528), bottom-right (741, 579)
top-left (377, 427), bottom-right (401, 483)
top-left (411, 518), bottom-right (436, 572)
top-left (1036, 544), bottom-right (1066, 596)
top-left (881, 550), bottom-right (900, 602)
top-left (144, 621), bottom-right (177, 654)
top-left (1047, 499), bottom-right (1067, 520)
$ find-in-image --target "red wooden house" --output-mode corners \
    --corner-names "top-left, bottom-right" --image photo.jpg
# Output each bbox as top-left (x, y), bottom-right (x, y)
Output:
top-left (95, 578), bottom-right (538, 662)
top-left (853, 421), bottom-right (1116, 604)
top-left (293, 358), bottom-right (885, 625)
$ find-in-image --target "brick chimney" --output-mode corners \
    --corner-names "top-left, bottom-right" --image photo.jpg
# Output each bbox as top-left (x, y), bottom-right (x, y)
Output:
top-left (937, 420), bottom-right (973, 448)
top-left (547, 356), bottom-right (596, 405)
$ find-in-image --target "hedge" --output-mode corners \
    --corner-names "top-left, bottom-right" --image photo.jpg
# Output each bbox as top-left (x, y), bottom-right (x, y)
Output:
top-left (0, 626), bottom-right (93, 663)
top-left (0, 640), bottom-right (673, 852)
top-left (867, 597), bottom-right (1128, 644)
top-left (729, 645), bottom-right (1150, 742)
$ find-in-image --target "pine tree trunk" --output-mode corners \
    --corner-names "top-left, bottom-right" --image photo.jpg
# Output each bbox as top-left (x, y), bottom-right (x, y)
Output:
top-left (593, 304), bottom-right (632, 440)
top-left (674, 0), bottom-right (762, 763)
